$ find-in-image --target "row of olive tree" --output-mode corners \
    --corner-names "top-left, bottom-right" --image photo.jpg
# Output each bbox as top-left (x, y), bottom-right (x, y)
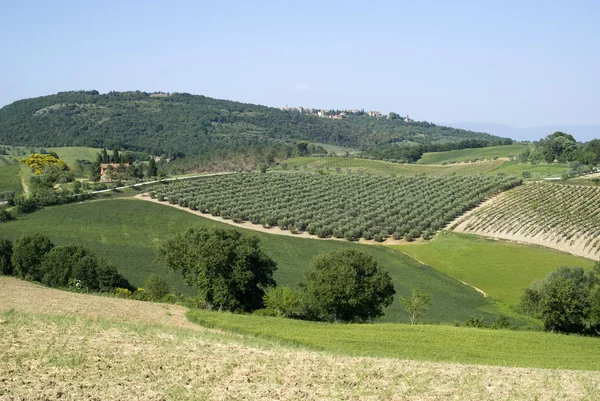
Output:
top-left (159, 227), bottom-right (406, 323)
top-left (0, 234), bottom-right (130, 292)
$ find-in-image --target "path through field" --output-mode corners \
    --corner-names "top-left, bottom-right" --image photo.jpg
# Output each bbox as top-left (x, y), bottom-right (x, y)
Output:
top-left (1, 277), bottom-right (599, 400)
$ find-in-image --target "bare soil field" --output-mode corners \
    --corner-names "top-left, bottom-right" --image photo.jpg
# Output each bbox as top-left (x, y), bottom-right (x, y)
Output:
top-left (1, 277), bottom-right (600, 400)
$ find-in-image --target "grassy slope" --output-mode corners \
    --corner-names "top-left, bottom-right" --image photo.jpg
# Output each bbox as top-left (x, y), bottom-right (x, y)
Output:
top-left (418, 144), bottom-right (528, 164)
top-left (187, 309), bottom-right (600, 371)
top-left (47, 146), bottom-right (102, 167)
top-left (276, 157), bottom-right (504, 176)
top-left (0, 198), bottom-right (505, 324)
top-left (396, 232), bottom-right (597, 305)
top-left (0, 164), bottom-right (23, 194)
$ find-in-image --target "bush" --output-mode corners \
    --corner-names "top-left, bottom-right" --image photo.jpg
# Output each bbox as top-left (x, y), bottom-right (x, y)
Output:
top-left (115, 287), bottom-right (133, 298)
top-left (0, 209), bottom-right (13, 223)
top-left (0, 238), bottom-right (13, 275)
top-left (144, 274), bottom-right (170, 300)
top-left (463, 316), bottom-right (485, 328)
top-left (263, 286), bottom-right (301, 318)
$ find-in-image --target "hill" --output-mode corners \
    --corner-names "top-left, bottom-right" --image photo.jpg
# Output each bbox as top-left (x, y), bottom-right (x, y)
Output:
top-left (1, 277), bottom-right (599, 400)
top-left (0, 90), bottom-right (510, 158)
top-left (0, 198), bottom-right (505, 324)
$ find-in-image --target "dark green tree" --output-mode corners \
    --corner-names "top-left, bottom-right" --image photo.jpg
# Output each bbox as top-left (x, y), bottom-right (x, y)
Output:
top-left (40, 245), bottom-right (90, 287)
top-left (0, 238), bottom-right (13, 275)
top-left (159, 227), bottom-right (277, 312)
top-left (147, 158), bottom-right (158, 177)
top-left (12, 234), bottom-right (54, 281)
top-left (521, 265), bottom-right (600, 334)
top-left (112, 148), bottom-right (120, 163)
top-left (301, 249), bottom-right (395, 322)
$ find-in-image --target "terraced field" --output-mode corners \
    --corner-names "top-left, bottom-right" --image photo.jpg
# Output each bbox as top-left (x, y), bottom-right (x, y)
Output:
top-left (455, 183), bottom-right (600, 260)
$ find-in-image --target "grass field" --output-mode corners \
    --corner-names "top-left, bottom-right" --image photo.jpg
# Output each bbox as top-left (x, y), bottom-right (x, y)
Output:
top-left (47, 146), bottom-right (102, 167)
top-left (487, 160), bottom-right (571, 179)
top-left (187, 309), bottom-right (600, 371)
top-left (0, 164), bottom-right (23, 194)
top-left (418, 144), bottom-right (528, 164)
top-left (3, 278), bottom-right (598, 400)
top-left (396, 232), bottom-right (597, 305)
top-left (0, 198), bottom-right (510, 324)
top-left (275, 157), bottom-right (505, 176)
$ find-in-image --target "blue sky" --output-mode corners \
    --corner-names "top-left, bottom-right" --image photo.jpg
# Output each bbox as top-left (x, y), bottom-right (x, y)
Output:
top-left (1, 0), bottom-right (599, 128)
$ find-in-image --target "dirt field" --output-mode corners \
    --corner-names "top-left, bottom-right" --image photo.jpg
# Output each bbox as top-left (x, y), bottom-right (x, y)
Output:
top-left (1, 277), bottom-right (600, 400)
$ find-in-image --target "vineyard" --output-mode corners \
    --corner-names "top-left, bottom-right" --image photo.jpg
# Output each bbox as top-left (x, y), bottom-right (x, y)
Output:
top-left (150, 173), bottom-right (521, 242)
top-left (455, 183), bottom-right (600, 259)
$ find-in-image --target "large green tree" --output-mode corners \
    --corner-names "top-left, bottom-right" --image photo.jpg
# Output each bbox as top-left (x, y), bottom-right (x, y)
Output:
top-left (159, 227), bottom-right (277, 312)
top-left (12, 234), bottom-right (54, 281)
top-left (301, 249), bottom-right (396, 322)
top-left (521, 265), bottom-right (600, 335)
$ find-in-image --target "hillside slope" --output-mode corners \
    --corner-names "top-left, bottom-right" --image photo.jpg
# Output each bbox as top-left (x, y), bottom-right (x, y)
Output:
top-left (2, 277), bottom-right (600, 400)
top-left (0, 90), bottom-right (508, 157)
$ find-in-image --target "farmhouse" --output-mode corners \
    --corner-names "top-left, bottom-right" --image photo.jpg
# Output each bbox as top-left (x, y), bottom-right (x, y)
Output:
top-left (100, 163), bottom-right (129, 182)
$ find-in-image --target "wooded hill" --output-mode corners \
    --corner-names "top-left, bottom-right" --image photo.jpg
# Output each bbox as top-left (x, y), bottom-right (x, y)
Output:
top-left (0, 90), bottom-right (511, 159)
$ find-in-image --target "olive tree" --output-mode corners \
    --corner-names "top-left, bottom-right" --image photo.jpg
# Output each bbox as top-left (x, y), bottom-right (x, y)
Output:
top-left (301, 249), bottom-right (395, 322)
top-left (159, 227), bottom-right (277, 312)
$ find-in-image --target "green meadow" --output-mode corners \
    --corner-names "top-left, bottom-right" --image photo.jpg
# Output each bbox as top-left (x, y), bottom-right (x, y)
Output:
top-left (0, 198), bottom-right (511, 324)
top-left (418, 144), bottom-right (528, 164)
top-left (487, 160), bottom-right (571, 179)
top-left (47, 146), bottom-right (102, 167)
top-left (396, 232), bottom-right (597, 305)
top-left (187, 309), bottom-right (600, 371)
top-left (0, 164), bottom-right (23, 194)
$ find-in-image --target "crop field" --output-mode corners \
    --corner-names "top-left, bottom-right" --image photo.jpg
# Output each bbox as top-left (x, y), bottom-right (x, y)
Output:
top-left (276, 156), bottom-right (506, 175)
top-left (0, 199), bottom-right (506, 324)
top-left (151, 173), bottom-right (521, 242)
top-left (3, 278), bottom-right (598, 400)
top-left (396, 232), bottom-right (597, 306)
top-left (487, 160), bottom-right (572, 179)
top-left (455, 183), bottom-right (600, 260)
top-left (418, 144), bottom-right (528, 164)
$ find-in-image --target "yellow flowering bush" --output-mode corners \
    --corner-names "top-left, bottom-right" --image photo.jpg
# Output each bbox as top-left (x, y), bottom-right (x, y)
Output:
top-left (20, 153), bottom-right (67, 175)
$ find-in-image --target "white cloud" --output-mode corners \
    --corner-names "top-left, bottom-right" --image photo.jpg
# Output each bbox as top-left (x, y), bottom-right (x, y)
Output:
top-left (293, 82), bottom-right (310, 92)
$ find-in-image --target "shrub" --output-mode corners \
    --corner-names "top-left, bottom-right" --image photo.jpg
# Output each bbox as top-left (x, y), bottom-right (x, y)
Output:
top-left (0, 238), bottom-right (13, 275)
top-left (144, 274), bottom-right (170, 300)
top-left (463, 316), bottom-right (485, 328)
top-left (0, 209), bottom-right (13, 223)
top-left (115, 287), bottom-right (133, 298)
top-left (263, 286), bottom-right (301, 318)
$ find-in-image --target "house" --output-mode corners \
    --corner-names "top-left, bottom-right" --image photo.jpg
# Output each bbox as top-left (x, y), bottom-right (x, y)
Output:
top-left (100, 163), bottom-right (129, 182)
top-left (149, 92), bottom-right (171, 97)
top-left (404, 115), bottom-right (410, 122)
top-left (367, 111), bottom-right (381, 117)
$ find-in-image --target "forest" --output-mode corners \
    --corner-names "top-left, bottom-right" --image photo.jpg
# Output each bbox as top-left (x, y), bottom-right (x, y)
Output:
top-left (0, 90), bottom-right (510, 160)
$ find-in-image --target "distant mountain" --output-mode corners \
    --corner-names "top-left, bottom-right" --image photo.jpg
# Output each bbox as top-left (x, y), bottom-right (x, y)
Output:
top-left (442, 122), bottom-right (599, 142)
top-left (0, 91), bottom-right (510, 157)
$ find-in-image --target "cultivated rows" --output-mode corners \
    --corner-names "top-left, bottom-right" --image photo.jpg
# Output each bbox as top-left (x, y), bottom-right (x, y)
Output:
top-left (151, 173), bottom-right (521, 242)
top-left (457, 183), bottom-right (600, 257)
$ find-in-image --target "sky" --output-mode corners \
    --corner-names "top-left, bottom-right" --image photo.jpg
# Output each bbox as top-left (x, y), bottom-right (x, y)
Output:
top-left (1, 0), bottom-right (599, 128)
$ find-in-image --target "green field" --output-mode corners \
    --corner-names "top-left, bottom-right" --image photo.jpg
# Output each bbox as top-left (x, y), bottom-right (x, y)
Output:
top-left (187, 309), bottom-right (600, 370)
top-left (276, 157), bottom-right (505, 176)
top-left (0, 198), bottom-right (513, 324)
top-left (0, 164), bottom-right (23, 195)
top-left (47, 146), bottom-right (102, 167)
top-left (396, 232), bottom-right (597, 305)
top-left (418, 144), bottom-right (528, 164)
top-left (487, 160), bottom-right (571, 179)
